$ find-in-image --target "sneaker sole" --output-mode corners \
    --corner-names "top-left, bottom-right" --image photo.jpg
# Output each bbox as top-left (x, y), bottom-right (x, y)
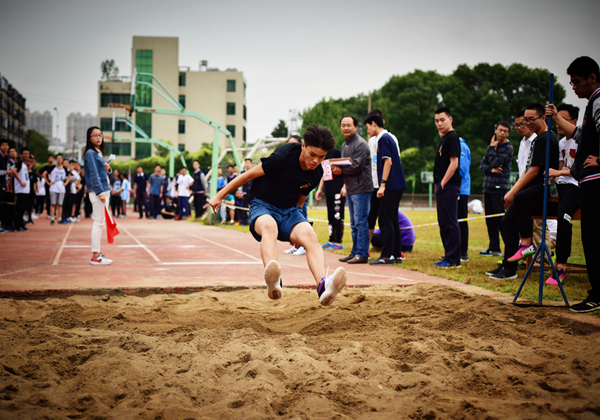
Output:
top-left (490, 274), bottom-right (517, 280)
top-left (320, 267), bottom-right (347, 306)
top-left (264, 260), bottom-right (282, 300)
top-left (90, 261), bottom-right (112, 265)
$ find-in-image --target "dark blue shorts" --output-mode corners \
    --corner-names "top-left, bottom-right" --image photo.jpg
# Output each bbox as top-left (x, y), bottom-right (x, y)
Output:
top-left (249, 198), bottom-right (308, 242)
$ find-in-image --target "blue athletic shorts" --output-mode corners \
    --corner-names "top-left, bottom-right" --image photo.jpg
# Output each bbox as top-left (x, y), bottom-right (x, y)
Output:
top-left (248, 198), bottom-right (308, 242)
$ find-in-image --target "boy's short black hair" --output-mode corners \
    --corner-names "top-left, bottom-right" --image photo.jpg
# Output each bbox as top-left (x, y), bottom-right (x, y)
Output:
top-left (435, 107), bottom-right (452, 117)
top-left (20, 146), bottom-right (30, 154)
top-left (368, 109), bottom-right (384, 118)
top-left (0, 139), bottom-right (9, 146)
top-left (557, 103), bottom-right (580, 120)
top-left (363, 114), bottom-right (384, 128)
top-left (496, 121), bottom-right (511, 130)
top-left (287, 135), bottom-right (302, 143)
top-left (567, 56), bottom-right (600, 81)
top-left (303, 124), bottom-right (335, 152)
top-left (339, 114), bottom-right (358, 127)
top-left (244, 158), bottom-right (252, 163)
top-left (55, 153), bottom-right (63, 158)
top-left (515, 110), bottom-right (525, 119)
top-left (526, 103), bottom-right (545, 117)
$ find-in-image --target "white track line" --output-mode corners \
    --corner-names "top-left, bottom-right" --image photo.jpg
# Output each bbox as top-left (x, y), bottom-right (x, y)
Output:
top-left (163, 261), bottom-right (263, 266)
top-left (52, 223), bottom-right (74, 266)
top-left (182, 230), bottom-right (262, 262)
top-left (63, 244), bottom-right (145, 248)
top-left (119, 226), bottom-right (161, 263)
top-left (0, 267), bottom-right (38, 277)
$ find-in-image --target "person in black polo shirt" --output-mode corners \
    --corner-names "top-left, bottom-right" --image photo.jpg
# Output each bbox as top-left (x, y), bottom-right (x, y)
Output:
top-left (547, 56), bottom-right (600, 313)
top-left (209, 124), bottom-right (347, 306)
top-left (133, 165), bottom-right (148, 218)
top-left (433, 108), bottom-right (462, 268)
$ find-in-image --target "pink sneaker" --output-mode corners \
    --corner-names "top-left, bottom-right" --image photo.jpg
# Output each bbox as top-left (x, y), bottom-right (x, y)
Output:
top-left (546, 267), bottom-right (566, 285)
top-left (507, 244), bottom-right (537, 262)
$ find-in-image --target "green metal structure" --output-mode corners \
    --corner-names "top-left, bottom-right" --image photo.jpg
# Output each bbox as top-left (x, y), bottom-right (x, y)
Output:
top-left (130, 69), bottom-right (243, 198)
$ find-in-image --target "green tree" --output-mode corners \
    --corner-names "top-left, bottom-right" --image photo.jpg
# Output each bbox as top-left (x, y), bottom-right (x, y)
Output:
top-left (270, 120), bottom-right (288, 138)
top-left (154, 139), bottom-right (175, 157)
top-left (25, 129), bottom-right (51, 163)
top-left (100, 59), bottom-right (119, 80)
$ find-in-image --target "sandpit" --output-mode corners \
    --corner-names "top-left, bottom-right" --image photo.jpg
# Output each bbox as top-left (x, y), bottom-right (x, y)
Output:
top-left (1, 283), bottom-right (599, 419)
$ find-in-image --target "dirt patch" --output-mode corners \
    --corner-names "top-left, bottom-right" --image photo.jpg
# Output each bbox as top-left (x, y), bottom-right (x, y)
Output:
top-left (1, 283), bottom-right (599, 419)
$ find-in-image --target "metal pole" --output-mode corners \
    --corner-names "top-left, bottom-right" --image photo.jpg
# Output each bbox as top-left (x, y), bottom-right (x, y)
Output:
top-left (428, 183), bottom-right (432, 208)
top-left (169, 150), bottom-right (175, 178)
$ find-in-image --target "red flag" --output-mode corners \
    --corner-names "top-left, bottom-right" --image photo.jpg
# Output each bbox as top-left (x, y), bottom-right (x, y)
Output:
top-left (104, 207), bottom-right (120, 244)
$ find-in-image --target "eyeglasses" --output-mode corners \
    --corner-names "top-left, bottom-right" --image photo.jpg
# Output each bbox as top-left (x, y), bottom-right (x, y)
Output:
top-left (522, 116), bottom-right (542, 124)
top-left (515, 123), bottom-right (526, 128)
top-left (496, 128), bottom-right (509, 134)
top-left (90, 134), bottom-right (103, 138)
top-left (569, 79), bottom-right (583, 87)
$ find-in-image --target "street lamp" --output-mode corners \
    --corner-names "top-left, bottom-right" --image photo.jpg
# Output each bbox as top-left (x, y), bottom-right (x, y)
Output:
top-left (53, 107), bottom-right (59, 149)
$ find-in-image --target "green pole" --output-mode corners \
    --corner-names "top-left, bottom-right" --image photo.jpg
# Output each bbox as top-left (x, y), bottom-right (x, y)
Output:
top-left (169, 150), bottom-right (175, 178)
top-left (210, 127), bottom-right (220, 198)
top-left (429, 183), bottom-right (433, 208)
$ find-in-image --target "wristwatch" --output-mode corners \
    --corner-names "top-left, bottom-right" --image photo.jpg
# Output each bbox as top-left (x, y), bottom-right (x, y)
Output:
top-left (381, 180), bottom-right (388, 184)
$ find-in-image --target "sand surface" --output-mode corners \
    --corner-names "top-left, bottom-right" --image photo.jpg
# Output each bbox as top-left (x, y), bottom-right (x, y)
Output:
top-left (1, 283), bottom-right (599, 419)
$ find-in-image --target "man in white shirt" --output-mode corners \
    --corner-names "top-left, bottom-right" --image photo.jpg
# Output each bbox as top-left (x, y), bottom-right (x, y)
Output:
top-left (515, 110), bottom-right (537, 177)
top-left (45, 154), bottom-right (71, 225)
top-left (12, 147), bottom-right (32, 232)
top-left (175, 167), bottom-right (194, 219)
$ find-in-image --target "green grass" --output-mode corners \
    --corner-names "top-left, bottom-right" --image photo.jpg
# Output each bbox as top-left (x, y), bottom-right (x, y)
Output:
top-left (194, 208), bottom-right (594, 311)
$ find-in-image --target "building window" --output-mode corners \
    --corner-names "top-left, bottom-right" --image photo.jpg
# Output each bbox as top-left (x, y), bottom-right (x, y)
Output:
top-left (227, 80), bottom-right (236, 92)
top-left (178, 120), bottom-right (185, 134)
top-left (135, 113), bottom-right (151, 138)
top-left (226, 125), bottom-right (236, 138)
top-left (179, 72), bottom-right (186, 86)
top-left (244, 83), bottom-right (246, 98)
top-left (135, 143), bottom-right (151, 159)
top-left (100, 93), bottom-right (131, 107)
top-left (100, 118), bottom-right (128, 132)
top-left (178, 144), bottom-right (185, 152)
top-left (243, 126), bottom-right (246, 142)
top-left (226, 102), bottom-right (235, 115)
top-left (243, 105), bottom-right (247, 121)
top-left (135, 50), bottom-right (153, 107)
top-left (179, 95), bottom-right (185, 108)
top-left (105, 142), bottom-right (131, 156)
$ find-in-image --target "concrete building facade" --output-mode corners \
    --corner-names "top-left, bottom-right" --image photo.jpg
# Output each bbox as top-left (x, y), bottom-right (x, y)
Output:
top-left (97, 36), bottom-right (247, 160)
top-left (0, 72), bottom-right (27, 149)
top-left (66, 112), bottom-right (96, 152)
top-left (26, 109), bottom-right (53, 140)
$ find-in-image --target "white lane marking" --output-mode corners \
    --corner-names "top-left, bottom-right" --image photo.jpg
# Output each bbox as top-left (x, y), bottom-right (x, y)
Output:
top-left (0, 267), bottom-right (38, 277)
top-left (119, 226), bottom-right (161, 263)
top-left (162, 261), bottom-right (263, 266)
top-left (181, 231), bottom-right (262, 262)
top-left (63, 245), bottom-right (145, 248)
top-left (52, 223), bottom-right (74, 266)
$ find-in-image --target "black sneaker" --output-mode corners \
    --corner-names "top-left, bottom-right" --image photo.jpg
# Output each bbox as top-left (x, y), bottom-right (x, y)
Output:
top-left (490, 268), bottom-right (517, 280)
top-left (485, 266), bottom-right (503, 276)
top-left (480, 249), bottom-right (502, 256)
top-left (461, 254), bottom-right (469, 262)
top-left (569, 298), bottom-right (600, 313)
top-left (50, 219), bottom-right (55, 225)
top-left (517, 263), bottom-right (526, 270)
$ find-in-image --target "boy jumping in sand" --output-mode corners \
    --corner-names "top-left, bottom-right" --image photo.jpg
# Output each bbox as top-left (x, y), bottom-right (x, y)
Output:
top-left (209, 124), bottom-right (347, 306)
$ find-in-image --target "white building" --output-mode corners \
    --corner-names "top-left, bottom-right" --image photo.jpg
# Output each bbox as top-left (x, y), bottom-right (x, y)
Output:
top-left (25, 109), bottom-right (52, 140)
top-left (66, 112), bottom-right (96, 152)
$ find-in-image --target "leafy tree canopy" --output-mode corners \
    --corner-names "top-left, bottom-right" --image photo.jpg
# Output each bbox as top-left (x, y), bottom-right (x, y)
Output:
top-left (271, 120), bottom-right (288, 138)
top-left (101, 59), bottom-right (119, 80)
top-left (25, 129), bottom-right (51, 163)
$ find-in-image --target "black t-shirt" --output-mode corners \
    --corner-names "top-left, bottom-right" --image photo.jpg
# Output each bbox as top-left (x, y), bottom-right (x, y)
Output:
top-left (323, 148), bottom-right (344, 196)
top-left (251, 142), bottom-right (323, 208)
top-left (39, 164), bottom-right (55, 180)
top-left (434, 131), bottom-right (462, 187)
top-left (526, 130), bottom-right (559, 188)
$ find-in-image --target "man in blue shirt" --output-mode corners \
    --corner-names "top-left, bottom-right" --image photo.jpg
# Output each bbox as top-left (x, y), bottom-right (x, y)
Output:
top-left (364, 114), bottom-right (407, 265)
top-left (133, 165), bottom-right (148, 219)
top-left (148, 165), bottom-right (163, 219)
top-left (458, 137), bottom-right (471, 262)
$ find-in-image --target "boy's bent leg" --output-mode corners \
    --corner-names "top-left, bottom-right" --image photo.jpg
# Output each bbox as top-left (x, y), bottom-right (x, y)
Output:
top-left (290, 221), bottom-right (325, 284)
top-left (254, 214), bottom-right (279, 266)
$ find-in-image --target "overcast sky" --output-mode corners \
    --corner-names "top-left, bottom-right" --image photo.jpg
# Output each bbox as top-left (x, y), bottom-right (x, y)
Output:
top-left (1, 0), bottom-right (599, 144)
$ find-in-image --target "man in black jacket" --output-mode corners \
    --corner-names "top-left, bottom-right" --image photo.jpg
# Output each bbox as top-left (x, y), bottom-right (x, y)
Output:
top-left (479, 121), bottom-right (514, 257)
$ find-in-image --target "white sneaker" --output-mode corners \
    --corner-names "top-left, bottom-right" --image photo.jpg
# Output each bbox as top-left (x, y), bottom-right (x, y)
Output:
top-left (264, 260), bottom-right (282, 300)
top-left (90, 255), bottom-right (113, 265)
top-left (318, 267), bottom-right (347, 306)
top-left (292, 246), bottom-right (306, 256)
top-left (284, 245), bottom-right (298, 254)
top-left (32, 214), bottom-right (39, 220)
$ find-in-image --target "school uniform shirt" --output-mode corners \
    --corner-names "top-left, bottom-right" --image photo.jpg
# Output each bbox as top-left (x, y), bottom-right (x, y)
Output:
top-left (517, 133), bottom-right (537, 176)
top-left (369, 130), bottom-right (400, 189)
top-left (134, 173), bottom-right (148, 193)
top-left (176, 174), bottom-right (194, 197)
top-left (251, 142), bottom-right (323, 208)
top-left (557, 137), bottom-right (578, 186)
top-left (49, 166), bottom-right (68, 194)
top-left (70, 170), bottom-right (80, 194)
top-left (13, 161), bottom-right (30, 194)
top-left (433, 130), bottom-right (461, 187)
top-left (377, 133), bottom-right (407, 191)
top-left (36, 177), bottom-right (46, 196)
top-left (121, 179), bottom-right (130, 201)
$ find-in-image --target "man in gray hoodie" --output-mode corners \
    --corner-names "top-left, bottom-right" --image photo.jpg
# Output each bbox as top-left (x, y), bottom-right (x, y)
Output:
top-left (332, 114), bottom-right (373, 264)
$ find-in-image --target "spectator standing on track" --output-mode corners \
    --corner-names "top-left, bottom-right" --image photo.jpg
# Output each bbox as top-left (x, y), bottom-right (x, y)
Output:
top-left (133, 165), bottom-right (148, 219)
top-left (120, 172), bottom-right (130, 218)
top-left (363, 114), bottom-right (406, 265)
top-left (148, 165), bottom-right (163, 219)
top-left (68, 160), bottom-right (82, 222)
top-left (546, 56), bottom-right (600, 313)
top-left (479, 122), bottom-right (514, 257)
top-left (38, 155), bottom-right (54, 219)
top-left (458, 137), bottom-right (471, 262)
top-left (160, 168), bottom-right (169, 206)
top-left (83, 126), bottom-right (113, 266)
top-left (315, 147), bottom-right (345, 250)
top-left (175, 167), bottom-right (194, 219)
top-left (209, 124), bottom-right (347, 306)
top-left (110, 169), bottom-right (123, 218)
top-left (0, 139), bottom-right (8, 233)
top-left (333, 115), bottom-right (373, 265)
top-left (71, 162), bottom-right (85, 221)
top-left (12, 147), bottom-right (32, 232)
top-left (238, 158), bottom-right (254, 226)
top-left (35, 173), bottom-right (46, 219)
top-left (433, 108), bottom-right (462, 268)
top-left (25, 155), bottom-right (38, 225)
top-left (192, 160), bottom-right (208, 219)
top-left (45, 154), bottom-right (71, 226)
